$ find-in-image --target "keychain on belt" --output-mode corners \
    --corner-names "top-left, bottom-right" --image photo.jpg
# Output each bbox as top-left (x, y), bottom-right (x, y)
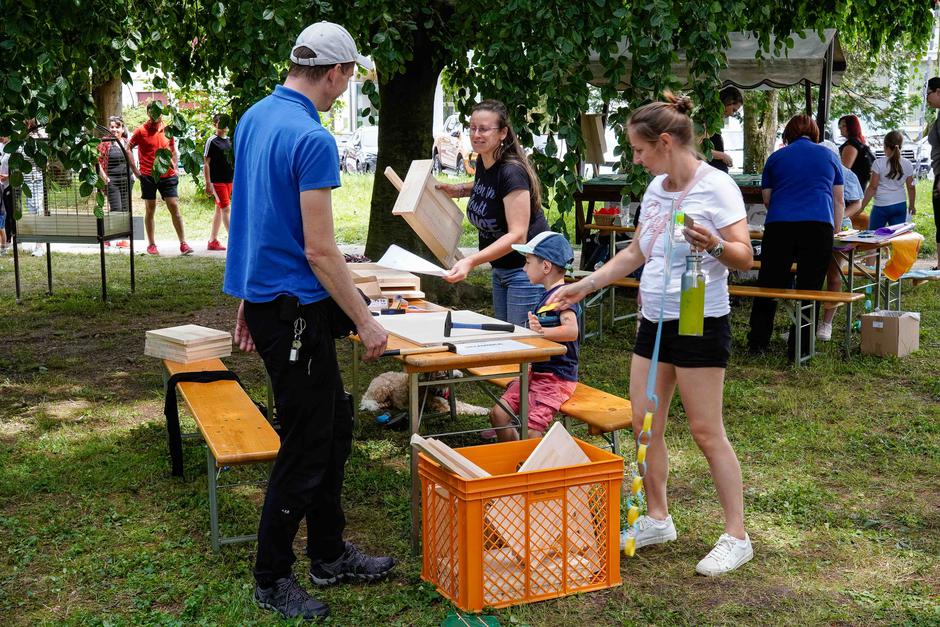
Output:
top-left (289, 317), bottom-right (306, 363)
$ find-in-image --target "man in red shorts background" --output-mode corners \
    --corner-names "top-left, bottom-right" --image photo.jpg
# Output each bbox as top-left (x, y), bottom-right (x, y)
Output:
top-left (129, 102), bottom-right (193, 256)
top-left (202, 113), bottom-right (233, 251)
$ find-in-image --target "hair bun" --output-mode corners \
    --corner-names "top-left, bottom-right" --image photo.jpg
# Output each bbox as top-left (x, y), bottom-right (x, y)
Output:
top-left (663, 90), bottom-right (694, 116)
top-left (673, 95), bottom-right (694, 116)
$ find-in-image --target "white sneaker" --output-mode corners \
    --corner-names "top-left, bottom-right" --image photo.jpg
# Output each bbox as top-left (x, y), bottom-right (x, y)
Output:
top-left (695, 533), bottom-right (753, 576)
top-left (619, 515), bottom-right (677, 551)
top-left (816, 321), bottom-right (832, 342)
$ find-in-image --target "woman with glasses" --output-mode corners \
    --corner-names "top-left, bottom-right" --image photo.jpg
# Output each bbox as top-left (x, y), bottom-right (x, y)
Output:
top-left (436, 99), bottom-right (549, 325)
top-left (96, 116), bottom-right (135, 247)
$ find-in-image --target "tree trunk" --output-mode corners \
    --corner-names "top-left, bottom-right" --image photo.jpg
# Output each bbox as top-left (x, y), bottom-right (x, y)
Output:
top-left (743, 90), bottom-right (778, 173)
top-left (93, 74), bottom-right (123, 126)
top-left (365, 31), bottom-right (463, 302)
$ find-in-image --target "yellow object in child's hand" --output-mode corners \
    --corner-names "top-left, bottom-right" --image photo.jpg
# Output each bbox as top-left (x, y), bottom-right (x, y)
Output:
top-left (536, 302), bottom-right (560, 314)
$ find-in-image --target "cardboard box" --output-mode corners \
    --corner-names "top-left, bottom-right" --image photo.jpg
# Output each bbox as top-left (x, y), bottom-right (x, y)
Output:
top-left (861, 310), bottom-right (920, 357)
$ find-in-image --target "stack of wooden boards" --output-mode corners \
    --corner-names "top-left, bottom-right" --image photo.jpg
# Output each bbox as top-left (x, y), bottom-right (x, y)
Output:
top-left (144, 325), bottom-right (232, 363)
top-left (348, 263), bottom-right (424, 299)
top-left (413, 423), bottom-right (602, 599)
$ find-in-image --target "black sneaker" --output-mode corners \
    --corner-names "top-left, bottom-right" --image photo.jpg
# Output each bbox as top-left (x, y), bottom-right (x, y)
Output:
top-left (254, 575), bottom-right (329, 620)
top-left (309, 541), bottom-right (396, 586)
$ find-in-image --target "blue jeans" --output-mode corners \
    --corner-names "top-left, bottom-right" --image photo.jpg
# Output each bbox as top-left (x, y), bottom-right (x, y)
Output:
top-left (869, 201), bottom-right (907, 231)
top-left (491, 266), bottom-right (544, 326)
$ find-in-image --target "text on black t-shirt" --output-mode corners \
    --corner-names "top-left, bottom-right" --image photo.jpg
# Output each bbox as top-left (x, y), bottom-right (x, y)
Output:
top-left (466, 158), bottom-right (549, 269)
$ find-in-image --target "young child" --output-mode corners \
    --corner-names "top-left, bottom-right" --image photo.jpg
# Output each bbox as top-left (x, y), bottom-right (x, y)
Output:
top-left (489, 231), bottom-right (580, 441)
top-left (860, 130), bottom-right (916, 230)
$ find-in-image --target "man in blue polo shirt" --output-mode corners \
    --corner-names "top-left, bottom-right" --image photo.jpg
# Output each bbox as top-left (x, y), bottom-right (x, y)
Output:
top-left (224, 21), bottom-right (393, 621)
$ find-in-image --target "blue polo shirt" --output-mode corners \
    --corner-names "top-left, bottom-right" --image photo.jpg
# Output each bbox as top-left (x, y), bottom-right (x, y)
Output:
top-left (223, 85), bottom-right (340, 304)
top-left (762, 137), bottom-right (843, 226)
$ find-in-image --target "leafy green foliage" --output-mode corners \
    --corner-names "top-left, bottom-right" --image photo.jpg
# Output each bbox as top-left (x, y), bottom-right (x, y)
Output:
top-left (0, 0), bottom-right (935, 239)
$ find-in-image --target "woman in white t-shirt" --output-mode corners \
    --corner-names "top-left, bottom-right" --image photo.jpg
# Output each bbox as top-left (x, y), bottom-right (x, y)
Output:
top-left (549, 93), bottom-right (754, 576)
top-left (860, 130), bottom-right (916, 230)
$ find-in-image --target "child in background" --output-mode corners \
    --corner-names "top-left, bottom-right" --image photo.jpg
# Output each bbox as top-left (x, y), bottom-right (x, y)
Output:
top-left (488, 232), bottom-right (580, 441)
top-left (860, 130), bottom-right (916, 230)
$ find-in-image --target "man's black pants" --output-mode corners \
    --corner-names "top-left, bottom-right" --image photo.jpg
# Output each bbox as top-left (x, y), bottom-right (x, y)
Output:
top-left (245, 298), bottom-right (353, 587)
top-left (748, 220), bottom-right (832, 359)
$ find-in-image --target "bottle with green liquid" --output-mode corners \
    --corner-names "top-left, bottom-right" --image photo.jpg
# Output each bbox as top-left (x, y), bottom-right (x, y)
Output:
top-left (679, 254), bottom-right (705, 336)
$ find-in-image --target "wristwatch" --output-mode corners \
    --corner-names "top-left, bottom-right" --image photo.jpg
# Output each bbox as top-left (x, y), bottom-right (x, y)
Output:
top-left (707, 239), bottom-right (725, 258)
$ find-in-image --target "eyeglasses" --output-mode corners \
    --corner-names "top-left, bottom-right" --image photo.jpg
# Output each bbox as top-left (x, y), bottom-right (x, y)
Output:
top-left (468, 126), bottom-right (500, 135)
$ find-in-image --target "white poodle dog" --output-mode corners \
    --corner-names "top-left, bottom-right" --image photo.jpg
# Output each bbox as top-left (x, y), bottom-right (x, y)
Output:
top-left (359, 371), bottom-right (489, 416)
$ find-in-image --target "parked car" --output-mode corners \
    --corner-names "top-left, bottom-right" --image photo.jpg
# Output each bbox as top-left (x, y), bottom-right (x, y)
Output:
top-left (333, 132), bottom-right (353, 170)
top-left (871, 131), bottom-right (929, 179)
top-left (432, 113), bottom-right (476, 175)
top-left (341, 126), bottom-right (378, 174)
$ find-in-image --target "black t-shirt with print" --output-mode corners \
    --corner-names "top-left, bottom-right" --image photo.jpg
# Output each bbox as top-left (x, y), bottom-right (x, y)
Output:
top-left (466, 157), bottom-right (549, 269)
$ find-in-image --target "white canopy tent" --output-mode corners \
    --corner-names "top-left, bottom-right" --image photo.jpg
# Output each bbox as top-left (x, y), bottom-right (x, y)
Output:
top-left (588, 29), bottom-right (845, 130)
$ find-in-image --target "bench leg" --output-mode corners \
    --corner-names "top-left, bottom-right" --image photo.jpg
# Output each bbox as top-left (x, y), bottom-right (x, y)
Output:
top-left (409, 373), bottom-right (420, 554)
top-left (519, 366), bottom-right (529, 440)
top-left (207, 448), bottom-right (220, 552)
top-left (611, 429), bottom-right (622, 457)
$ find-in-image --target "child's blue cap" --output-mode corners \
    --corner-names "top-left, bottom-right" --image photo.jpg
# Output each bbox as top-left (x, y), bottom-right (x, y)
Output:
top-left (511, 231), bottom-right (574, 270)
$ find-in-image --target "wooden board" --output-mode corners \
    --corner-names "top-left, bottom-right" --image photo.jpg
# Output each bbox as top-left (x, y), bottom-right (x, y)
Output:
top-left (580, 113), bottom-right (607, 166)
top-left (144, 341), bottom-right (232, 363)
top-left (162, 358), bottom-right (280, 466)
top-left (518, 422), bottom-right (591, 472)
top-left (147, 324), bottom-right (232, 347)
top-left (386, 161), bottom-right (465, 269)
top-left (411, 434), bottom-right (489, 478)
top-left (375, 310), bottom-right (539, 346)
top-left (352, 273), bottom-right (383, 299)
top-left (348, 263), bottom-right (421, 291)
top-left (145, 325), bottom-right (232, 362)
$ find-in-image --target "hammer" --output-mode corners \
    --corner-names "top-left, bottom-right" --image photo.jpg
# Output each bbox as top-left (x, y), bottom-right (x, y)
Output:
top-left (381, 343), bottom-right (456, 358)
top-left (443, 311), bottom-right (515, 338)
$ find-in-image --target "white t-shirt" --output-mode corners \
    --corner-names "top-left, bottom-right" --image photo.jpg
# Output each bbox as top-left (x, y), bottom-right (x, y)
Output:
top-left (637, 164), bottom-right (747, 321)
top-left (871, 156), bottom-right (913, 206)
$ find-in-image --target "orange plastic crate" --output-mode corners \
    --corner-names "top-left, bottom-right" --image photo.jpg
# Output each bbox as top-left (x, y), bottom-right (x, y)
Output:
top-left (418, 437), bottom-right (623, 612)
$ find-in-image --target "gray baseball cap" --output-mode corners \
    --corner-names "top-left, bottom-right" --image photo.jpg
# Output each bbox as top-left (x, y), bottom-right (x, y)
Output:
top-left (290, 22), bottom-right (373, 70)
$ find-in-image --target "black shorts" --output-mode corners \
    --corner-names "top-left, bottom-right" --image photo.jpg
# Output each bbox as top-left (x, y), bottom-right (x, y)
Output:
top-left (139, 174), bottom-right (179, 200)
top-left (634, 314), bottom-right (732, 368)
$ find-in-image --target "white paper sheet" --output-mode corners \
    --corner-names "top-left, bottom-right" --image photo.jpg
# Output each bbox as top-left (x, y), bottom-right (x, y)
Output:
top-left (453, 340), bottom-right (535, 355)
top-left (376, 244), bottom-right (448, 277)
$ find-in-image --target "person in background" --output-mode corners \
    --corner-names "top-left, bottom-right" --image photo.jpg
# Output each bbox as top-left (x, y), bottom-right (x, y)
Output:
top-left (859, 130), bottom-right (915, 231)
top-left (838, 114), bottom-right (874, 191)
top-left (748, 115), bottom-right (844, 359)
top-left (549, 92), bottom-right (754, 577)
top-left (817, 140), bottom-right (863, 342)
top-left (97, 116), bottom-right (135, 248)
top-left (926, 76), bottom-right (940, 270)
top-left (129, 102), bottom-right (193, 256)
top-left (435, 99), bottom-right (550, 326)
top-left (223, 21), bottom-right (395, 621)
top-left (707, 86), bottom-right (743, 173)
top-left (0, 136), bottom-right (9, 254)
top-left (203, 113), bottom-right (233, 251)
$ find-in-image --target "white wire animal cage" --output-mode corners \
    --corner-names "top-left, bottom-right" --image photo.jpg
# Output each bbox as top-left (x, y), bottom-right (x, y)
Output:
top-left (11, 132), bottom-right (136, 302)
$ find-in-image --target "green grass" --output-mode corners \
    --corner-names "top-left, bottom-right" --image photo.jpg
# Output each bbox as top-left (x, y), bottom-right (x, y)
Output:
top-left (1, 180), bottom-right (938, 625)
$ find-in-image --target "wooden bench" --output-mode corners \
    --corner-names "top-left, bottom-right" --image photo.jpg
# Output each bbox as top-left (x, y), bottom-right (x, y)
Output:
top-left (465, 364), bottom-right (632, 455)
top-left (567, 275), bottom-right (864, 364)
top-left (163, 358), bottom-right (280, 550)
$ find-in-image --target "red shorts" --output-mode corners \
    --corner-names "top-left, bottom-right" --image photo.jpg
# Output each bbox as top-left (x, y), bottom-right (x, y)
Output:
top-left (499, 370), bottom-right (578, 434)
top-left (211, 182), bottom-right (232, 208)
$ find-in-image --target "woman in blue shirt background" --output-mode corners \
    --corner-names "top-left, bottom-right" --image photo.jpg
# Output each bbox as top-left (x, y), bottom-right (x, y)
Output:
top-left (747, 115), bottom-right (844, 360)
